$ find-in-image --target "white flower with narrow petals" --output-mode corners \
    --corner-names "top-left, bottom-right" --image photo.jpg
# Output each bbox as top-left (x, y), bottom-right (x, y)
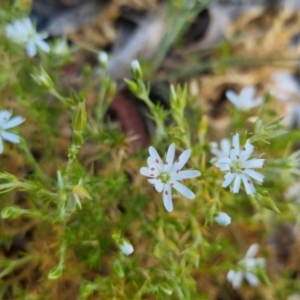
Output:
top-left (227, 244), bottom-right (266, 289)
top-left (140, 143), bottom-right (201, 212)
top-left (215, 133), bottom-right (264, 194)
top-left (0, 110), bottom-right (25, 154)
top-left (5, 17), bottom-right (50, 57)
top-left (226, 86), bottom-right (263, 111)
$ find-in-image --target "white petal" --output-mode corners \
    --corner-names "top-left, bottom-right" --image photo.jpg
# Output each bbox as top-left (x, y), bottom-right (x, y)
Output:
top-left (146, 159), bottom-right (159, 176)
top-left (155, 181), bottom-right (164, 193)
top-left (243, 158), bottom-right (264, 169)
top-left (222, 172), bottom-right (236, 188)
top-left (240, 173), bottom-right (256, 194)
top-left (241, 86), bottom-right (256, 102)
top-left (216, 157), bottom-right (232, 164)
top-left (226, 270), bottom-right (236, 282)
top-left (211, 148), bottom-right (223, 157)
top-left (25, 41), bottom-right (37, 57)
top-left (226, 90), bottom-right (239, 106)
top-left (245, 272), bottom-right (260, 287)
top-left (172, 181), bottom-right (195, 199)
top-left (215, 157), bottom-right (232, 171)
top-left (231, 133), bottom-right (240, 158)
top-left (248, 98), bottom-right (263, 109)
top-left (163, 184), bottom-right (173, 212)
top-left (243, 257), bottom-right (256, 269)
top-left (233, 175), bottom-right (241, 193)
top-left (24, 18), bottom-right (33, 31)
top-left (172, 170), bottom-right (201, 180)
top-left (149, 146), bottom-right (163, 168)
top-left (165, 143), bottom-right (175, 171)
top-left (226, 269), bottom-right (235, 282)
top-left (147, 178), bottom-right (156, 184)
top-left (245, 243), bottom-right (259, 258)
top-left (227, 270), bottom-right (243, 289)
top-left (0, 137), bottom-right (3, 153)
top-left (172, 149), bottom-right (191, 171)
top-left (147, 156), bottom-right (154, 167)
top-left (215, 162), bottom-right (231, 171)
top-left (140, 167), bottom-right (150, 176)
top-left (240, 140), bottom-right (254, 161)
top-left (242, 169), bottom-right (264, 183)
top-left (1, 131), bottom-right (21, 143)
top-left (36, 39), bottom-right (50, 53)
top-left (3, 116), bottom-right (25, 129)
top-left (0, 110), bottom-right (12, 126)
top-left (220, 138), bottom-right (231, 156)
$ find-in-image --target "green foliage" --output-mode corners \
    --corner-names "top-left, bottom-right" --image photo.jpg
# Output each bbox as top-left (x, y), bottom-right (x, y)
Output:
top-left (1, 3), bottom-right (300, 300)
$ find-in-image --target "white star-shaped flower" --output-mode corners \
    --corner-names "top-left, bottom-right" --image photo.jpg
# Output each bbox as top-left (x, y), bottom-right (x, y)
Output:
top-left (140, 143), bottom-right (201, 212)
top-left (215, 133), bottom-right (264, 194)
top-left (0, 110), bottom-right (25, 154)
top-left (227, 244), bottom-right (266, 289)
top-left (5, 17), bottom-right (50, 57)
top-left (226, 86), bottom-right (263, 111)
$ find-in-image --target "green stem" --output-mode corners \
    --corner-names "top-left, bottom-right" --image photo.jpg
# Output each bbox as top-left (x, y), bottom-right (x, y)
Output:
top-left (19, 138), bottom-right (48, 181)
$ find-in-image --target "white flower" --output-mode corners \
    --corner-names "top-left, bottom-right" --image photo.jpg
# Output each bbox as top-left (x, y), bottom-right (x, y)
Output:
top-left (215, 133), bottom-right (264, 194)
top-left (226, 86), bottom-right (263, 111)
top-left (120, 240), bottom-right (134, 256)
top-left (215, 212), bottom-right (231, 226)
top-left (5, 17), bottom-right (50, 57)
top-left (227, 244), bottom-right (266, 289)
top-left (210, 138), bottom-right (231, 159)
top-left (140, 143), bottom-right (201, 212)
top-left (0, 110), bottom-right (25, 154)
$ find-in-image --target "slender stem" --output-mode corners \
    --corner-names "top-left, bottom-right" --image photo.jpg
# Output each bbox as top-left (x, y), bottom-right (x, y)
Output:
top-left (19, 138), bottom-right (48, 181)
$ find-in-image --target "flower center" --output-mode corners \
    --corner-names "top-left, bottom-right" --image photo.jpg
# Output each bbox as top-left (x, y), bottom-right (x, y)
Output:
top-left (231, 159), bottom-right (244, 173)
top-left (159, 172), bottom-right (171, 184)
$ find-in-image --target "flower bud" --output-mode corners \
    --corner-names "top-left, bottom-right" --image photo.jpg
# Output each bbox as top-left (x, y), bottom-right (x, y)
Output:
top-left (98, 51), bottom-right (108, 69)
top-left (113, 260), bottom-right (124, 277)
top-left (215, 212), bottom-right (231, 226)
top-left (131, 59), bottom-right (143, 80)
top-left (57, 170), bottom-right (64, 190)
top-left (48, 265), bottom-right (63, 280)
top-left (158, 283), bottom-right (173, 296)
top-left (119, 239), bottom-right (134, 256)
top-left (73, 183), bottom-right (92, 201)
top-left (72, 102), bottom-right (87, 132)
top-left (170, 84), bottom-right (177, 103)
top-left (31, 67), bottom-right (53, 90)
top-left (124, 79), bottom-right (138, 93)
top-left (1, 205), bottom-right (24, 219)
top-left (52, 38), bottom-right (69, 56)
